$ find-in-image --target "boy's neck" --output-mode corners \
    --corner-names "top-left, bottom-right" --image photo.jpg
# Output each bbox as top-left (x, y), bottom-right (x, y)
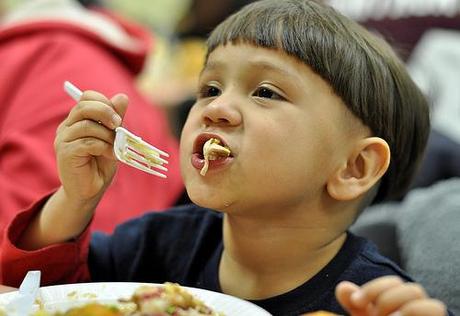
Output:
top-left (219, 214), bottom-right (347, 300)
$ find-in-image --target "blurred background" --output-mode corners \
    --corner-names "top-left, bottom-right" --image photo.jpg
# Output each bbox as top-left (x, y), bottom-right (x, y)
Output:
top-left (3, 0), bottom-right (190, 35)
top-left (1, 0), bottom-right (459, 313)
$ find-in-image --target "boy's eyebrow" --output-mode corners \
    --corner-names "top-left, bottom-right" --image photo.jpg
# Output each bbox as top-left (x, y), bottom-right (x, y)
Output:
top-left (250, 61), bottom-right (300, 79)
top-left (201, 60), bottom-right (301, 80)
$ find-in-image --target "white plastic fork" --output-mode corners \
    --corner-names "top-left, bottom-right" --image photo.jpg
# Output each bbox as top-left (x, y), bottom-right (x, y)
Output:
top-left (4, 270), bottom-right (41, 316)
top-left (63, 81), bottom-right (168, 178)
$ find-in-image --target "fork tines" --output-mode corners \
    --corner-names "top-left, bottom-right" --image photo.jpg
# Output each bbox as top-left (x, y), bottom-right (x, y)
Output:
top-left (114, 127), bottom-right (169, 178)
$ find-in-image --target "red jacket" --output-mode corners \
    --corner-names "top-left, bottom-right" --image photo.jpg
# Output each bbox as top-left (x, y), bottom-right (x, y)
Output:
top-left (1, 197), bottom-right (92, 286)
top-left (0, 2), bottom-right (183, 234)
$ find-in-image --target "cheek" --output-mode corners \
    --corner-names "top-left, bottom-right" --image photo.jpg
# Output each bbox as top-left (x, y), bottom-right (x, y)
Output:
top-left (180, 110), bottom-right (196, 141)
top-left (179, 120), bottom-right (195, 180)
top-left (244, 124), bottom-right (335, 190)
top-left (179, 106), bottom-right (201, 156)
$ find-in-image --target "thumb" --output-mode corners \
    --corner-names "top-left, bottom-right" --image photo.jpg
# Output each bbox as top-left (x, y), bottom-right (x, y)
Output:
top-left (110, 93), bottom-right (129, 121)
top-left (335, 281), bottom-right (370, 316)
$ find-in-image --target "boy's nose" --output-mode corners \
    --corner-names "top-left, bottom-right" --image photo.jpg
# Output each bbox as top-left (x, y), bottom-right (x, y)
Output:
top-left (201, 97), bottom-right (242, 127)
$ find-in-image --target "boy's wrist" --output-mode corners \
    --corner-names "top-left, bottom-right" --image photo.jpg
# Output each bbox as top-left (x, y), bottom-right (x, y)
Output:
top-left (59, 185), bottom-right (104, 212)
top-left (17, 186), bottom-right (99, 250)
top-left (47, 186), bottom-right (100, 238)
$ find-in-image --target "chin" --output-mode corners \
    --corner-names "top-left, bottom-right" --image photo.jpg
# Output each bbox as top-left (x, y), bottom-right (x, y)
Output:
top-left (186, 188), bottom-right (232, 211)
top-left (187, 191), bottom-right (218, 208)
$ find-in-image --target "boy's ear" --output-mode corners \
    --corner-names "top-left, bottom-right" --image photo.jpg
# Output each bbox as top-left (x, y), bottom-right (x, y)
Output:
top-left (327, 137), bottom-right (390, 201)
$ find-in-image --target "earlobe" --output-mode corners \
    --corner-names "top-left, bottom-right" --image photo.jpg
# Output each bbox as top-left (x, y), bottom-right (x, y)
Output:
top-left (327, 137), bottom-right (390, 201)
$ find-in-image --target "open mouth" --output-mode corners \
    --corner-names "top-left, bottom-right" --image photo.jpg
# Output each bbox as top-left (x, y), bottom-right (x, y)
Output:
top-left (193, 134), bottom-right (232, 158)
top-left (193, 134), bottom-right (232, 175)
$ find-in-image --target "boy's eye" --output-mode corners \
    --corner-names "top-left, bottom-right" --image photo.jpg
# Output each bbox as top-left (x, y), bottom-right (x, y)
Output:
top-left (253, 87), bottom-right (284, 100)
top-left (199, 85), bottom-right (221, 98)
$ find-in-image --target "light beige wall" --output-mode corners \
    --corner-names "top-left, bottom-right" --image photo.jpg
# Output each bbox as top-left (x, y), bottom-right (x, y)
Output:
top-left (3, 0), bottom-right (192, 35)
top-left (109, 0), bottom-right (192, 35)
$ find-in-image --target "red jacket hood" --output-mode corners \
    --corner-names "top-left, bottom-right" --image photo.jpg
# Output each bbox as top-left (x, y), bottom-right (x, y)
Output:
top-left (0, 0), bottom-right (152, 74)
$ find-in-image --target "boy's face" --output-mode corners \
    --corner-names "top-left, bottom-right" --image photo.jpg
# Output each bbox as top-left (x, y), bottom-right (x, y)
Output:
top-left (180, 43), bottom-right (358, 216)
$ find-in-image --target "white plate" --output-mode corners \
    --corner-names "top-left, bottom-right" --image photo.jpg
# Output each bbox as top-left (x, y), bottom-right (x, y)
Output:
top-left (0, 282), bottom-right (271, 316)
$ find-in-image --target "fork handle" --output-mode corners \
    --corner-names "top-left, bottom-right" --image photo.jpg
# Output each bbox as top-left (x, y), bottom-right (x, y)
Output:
top-left (64, 81), bottom-right (83, 101)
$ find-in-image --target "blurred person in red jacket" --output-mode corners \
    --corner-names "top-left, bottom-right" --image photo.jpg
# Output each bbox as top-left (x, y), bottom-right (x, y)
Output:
top-left (0, 0), bottom-right (184, 235)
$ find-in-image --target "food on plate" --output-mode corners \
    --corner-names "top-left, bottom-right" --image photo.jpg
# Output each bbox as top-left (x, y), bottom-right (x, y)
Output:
top-left (124, 283), bottom-right (222, 315)
top-left (33, 303), bottom-right (121, 316)
top-left (300, 311), bottom-right (340, 316)
top-left (200, 138), bottom-right (231, 176)
top-left (1, 283), bottom-right (224, 316)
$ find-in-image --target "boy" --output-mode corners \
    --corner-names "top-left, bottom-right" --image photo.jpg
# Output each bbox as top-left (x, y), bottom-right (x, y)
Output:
top-left (0, 0), bottom-right (448, 315)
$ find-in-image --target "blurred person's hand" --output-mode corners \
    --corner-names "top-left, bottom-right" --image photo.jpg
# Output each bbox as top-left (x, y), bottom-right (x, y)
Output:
top-left (336, 276), bottom-right (447, 316)
top-left (0, 285), bottom-right (16, 294)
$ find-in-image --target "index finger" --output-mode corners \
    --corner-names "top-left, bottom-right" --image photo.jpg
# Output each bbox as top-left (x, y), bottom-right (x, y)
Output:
top-left (110, 93), bottom-right (129, 120)
top-left (66, 90), bottom-right (122, 130)
top-left (335, 281), bottom-right (371, 316)
top-left (351, 276), bottom-right (404, 308)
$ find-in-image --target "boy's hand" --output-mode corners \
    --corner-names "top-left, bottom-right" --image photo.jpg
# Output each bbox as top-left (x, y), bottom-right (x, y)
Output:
top-left (335, 276), bottom-right (446, 316)
top-left (56, 91), bottom-right (128, 202)
top-left (16, 91), bottom-right (129, 250)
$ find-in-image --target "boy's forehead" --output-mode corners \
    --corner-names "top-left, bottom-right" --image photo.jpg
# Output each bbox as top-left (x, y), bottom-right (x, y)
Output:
top-left (203, 44), bottom-right (307, 77)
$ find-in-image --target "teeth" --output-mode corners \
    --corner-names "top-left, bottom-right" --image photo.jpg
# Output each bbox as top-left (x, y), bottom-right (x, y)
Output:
top-left (200, 138), bottom-right (231, 176)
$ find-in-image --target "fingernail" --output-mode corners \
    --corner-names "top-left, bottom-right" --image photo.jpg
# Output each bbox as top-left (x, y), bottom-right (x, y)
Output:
top-left (112, 114), bottom-right (122, 127)
top-left (351, 290), bottom-right (363, 303)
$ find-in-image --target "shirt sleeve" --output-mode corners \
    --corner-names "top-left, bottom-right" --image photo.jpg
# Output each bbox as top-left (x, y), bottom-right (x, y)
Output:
top-left (0, 193), bottom-right (92, 287)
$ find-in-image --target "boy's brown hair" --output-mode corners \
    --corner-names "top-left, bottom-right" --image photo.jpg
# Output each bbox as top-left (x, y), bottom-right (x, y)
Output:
top-left (206, 0), bottom-right (430, 203)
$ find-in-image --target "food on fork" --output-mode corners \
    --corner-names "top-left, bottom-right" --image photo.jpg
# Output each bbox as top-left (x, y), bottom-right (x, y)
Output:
top-left (121, 133), bottom-right (168, 169)
top-left (200, 138), bottom-right (231, 176)
top-left (112, 127), bottom-right (169, 178)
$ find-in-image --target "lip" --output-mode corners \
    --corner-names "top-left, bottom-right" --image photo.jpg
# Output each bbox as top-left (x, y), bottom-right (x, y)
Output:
top-left (191, 133), bottom-right (234, 173)
top-left (191, 153), bottom-right (233, 172)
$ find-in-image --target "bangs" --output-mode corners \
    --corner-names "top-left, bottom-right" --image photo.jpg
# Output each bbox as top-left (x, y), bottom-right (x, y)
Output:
top-left (206, 3), bottom-right (285, 54)
top-left (206, 0), bottom-right (350, 70)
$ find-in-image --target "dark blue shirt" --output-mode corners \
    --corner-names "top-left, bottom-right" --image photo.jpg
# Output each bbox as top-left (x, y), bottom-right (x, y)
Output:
top-left (89, 204), bottom-right (415, 315)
